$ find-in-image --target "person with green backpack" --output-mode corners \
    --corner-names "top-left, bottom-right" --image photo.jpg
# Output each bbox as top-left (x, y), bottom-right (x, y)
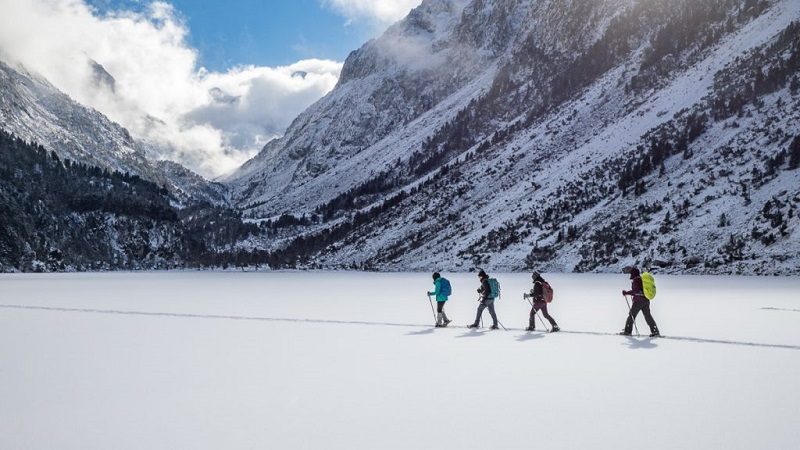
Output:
top-left (620, 267), bottom-right (660, 337)
top-left (468, 270), bottom-right (500, 330)
top-left (427, 272), bottom-right (452, 328)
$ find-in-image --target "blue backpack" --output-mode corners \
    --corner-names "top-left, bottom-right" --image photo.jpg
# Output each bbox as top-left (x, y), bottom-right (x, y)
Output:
top-left (439, 278), bottom-right (452, 297)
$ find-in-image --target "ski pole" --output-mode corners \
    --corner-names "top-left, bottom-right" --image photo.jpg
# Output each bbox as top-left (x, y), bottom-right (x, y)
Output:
top-left (623, 293), bottom-right (640, 336)
top-left (538, 314), bottom-right (548, 331)
top-left (427, 294), bottom-right (437, 325)
top-left (525, 295), bottom-right (550, 332)
top-left (477, 295), bottom-right (484, 328)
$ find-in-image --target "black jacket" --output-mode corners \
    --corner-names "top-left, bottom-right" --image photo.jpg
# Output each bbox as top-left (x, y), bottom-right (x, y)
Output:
top-left (479, 277), bottom-right (492, 301)
top-left (626, 276), bottom-right (646, 302)
top-left (530, 275), bottom-right (546, 303)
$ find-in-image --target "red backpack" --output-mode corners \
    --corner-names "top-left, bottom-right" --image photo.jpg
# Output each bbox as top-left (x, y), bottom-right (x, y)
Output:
top-left (537, 280), bottom-right (554, 303)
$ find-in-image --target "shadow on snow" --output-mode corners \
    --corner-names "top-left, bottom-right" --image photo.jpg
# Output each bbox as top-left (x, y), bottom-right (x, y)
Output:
top-left (761, 307), bottom-right (800, 313)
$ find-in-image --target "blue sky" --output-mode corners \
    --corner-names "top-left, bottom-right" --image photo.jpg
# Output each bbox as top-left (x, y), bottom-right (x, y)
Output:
top-left (87, 0), bottom-right (381, 70)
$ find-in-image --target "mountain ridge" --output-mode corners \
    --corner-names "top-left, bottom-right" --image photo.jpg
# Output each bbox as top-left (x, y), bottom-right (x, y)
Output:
top-left (225, 0), bottom-right (800, 274)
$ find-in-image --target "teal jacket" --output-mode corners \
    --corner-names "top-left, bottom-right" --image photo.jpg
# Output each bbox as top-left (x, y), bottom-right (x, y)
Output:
top-left (428, 278), bottom-right (449, 302)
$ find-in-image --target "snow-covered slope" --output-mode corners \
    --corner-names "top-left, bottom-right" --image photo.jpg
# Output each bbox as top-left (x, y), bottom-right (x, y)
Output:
top-left (227, 0), bottom-right (800, 274)
top-left (227, 0), bottom-right (493, 205)
top-left (0, 60), bottom-right (229, 206)
top-left (0, 60), bottom-right (163, 182)
top-left (155, 160), bottom-right (231, 207)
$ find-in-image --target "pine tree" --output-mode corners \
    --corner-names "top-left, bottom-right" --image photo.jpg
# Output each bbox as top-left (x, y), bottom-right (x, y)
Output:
top-left (789, 136), bottom-right (800, 170)
top-left (718, 213), bottom-right (729, 228)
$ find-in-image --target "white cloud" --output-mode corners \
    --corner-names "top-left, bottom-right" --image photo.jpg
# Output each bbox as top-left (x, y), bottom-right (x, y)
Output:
top-left (324, 0), bottom-right (422, 25)
top-left (0, 0), bottom-right (342, 178)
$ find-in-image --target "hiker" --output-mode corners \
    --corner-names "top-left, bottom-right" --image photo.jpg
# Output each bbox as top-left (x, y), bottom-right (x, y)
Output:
top-left (620, 267), bottom-right (660, 337)
top-left (468, 270), bottom-right (499, 330)
top-left (427, 272), bottom-right (452, 328)
top-left (525, 271), bottom-right (560, 332)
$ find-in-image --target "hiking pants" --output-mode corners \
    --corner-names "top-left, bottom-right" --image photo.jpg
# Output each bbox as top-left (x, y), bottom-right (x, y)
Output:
top-left (530, 301), bottom-right (558, 328)
top-left (436, 301), bottom-right (450, 325)
top-left (474, 299), bottom-right (498, 327)
top-left (625, 299), bottom-right (658, 333)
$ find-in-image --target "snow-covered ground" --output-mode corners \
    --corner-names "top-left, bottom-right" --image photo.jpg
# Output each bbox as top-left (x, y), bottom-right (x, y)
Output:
top-left (1, 272), bottom-right (798, 449)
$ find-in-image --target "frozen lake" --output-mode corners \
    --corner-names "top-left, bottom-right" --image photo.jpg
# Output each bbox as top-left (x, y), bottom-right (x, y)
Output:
top-left (1, 271), bottom-right (799, 449)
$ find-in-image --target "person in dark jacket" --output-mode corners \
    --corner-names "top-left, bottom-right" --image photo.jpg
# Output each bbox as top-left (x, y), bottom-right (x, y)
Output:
top-left (468, 270), bottom-right (499, 330)
top-left (427, 272), bottom-right (452, 328)
top-left (525, 271), bottom-right (560, 332)
top-left (620, 267), bottom-right (660, 337)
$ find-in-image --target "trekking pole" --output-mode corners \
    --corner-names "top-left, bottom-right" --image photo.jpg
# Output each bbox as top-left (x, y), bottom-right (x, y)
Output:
top-left (477, 295), bottom-right (484, 328)
top-left (525, 295), bottom-right (550, 332)
top-left (498, 293), bottom-right (507, 331)
top-left (623, 293), bottom-right (640, 336)
top-left (427, 294), bottom-right (437, 325)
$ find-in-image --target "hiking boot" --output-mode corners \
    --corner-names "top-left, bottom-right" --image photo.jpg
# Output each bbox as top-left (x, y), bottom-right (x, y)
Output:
top-left (550, 326), bottom-right (560, 333)
top-left (490, 325), bottom-right (499, 330)
top-left (467, 323), bottom-right (480, 329)
top-left (525, 326), bottom-right (536, 332)
top-left (618, 330), bottom-right (632, 336)
top-left (650, 330), bottom-right (661, 338)
top-left (434, 324), bottom-right (443, 328)
top-left (444, 319), bottom-right (452, 326)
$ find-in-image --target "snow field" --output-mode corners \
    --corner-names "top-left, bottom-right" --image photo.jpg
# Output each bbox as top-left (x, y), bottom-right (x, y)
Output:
top-left (1, 271), bottom-right (799, 449)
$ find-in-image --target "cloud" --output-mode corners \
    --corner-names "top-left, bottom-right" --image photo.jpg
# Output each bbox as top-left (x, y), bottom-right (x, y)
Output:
top-left (0, 0), bottom-right (342, 178)
top-left (324, 0), bottom-right (422, 25)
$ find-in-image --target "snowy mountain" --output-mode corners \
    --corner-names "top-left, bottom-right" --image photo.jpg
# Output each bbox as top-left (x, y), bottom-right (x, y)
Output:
top-left (0, 60), bottom-right (163, 182)
top-left (0, 130), bottom-right (259, 271)
top-left (0, 60), bottom-right (228, 206)
top-left (227, 0), bottom-right (800, 274)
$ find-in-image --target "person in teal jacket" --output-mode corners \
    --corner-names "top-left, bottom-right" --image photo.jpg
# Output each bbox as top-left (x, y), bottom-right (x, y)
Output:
top-left (428, 272), bottom-right (452, 327)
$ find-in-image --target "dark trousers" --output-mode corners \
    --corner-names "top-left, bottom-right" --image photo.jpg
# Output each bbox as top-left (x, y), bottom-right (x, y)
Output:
top-left (473, 299), bottom-right (498, 327)
top-left (435, 301), bottom-right (450, 325)
top-left (530, 302), bottom-right (558, 328)
top-left (625, 299), bottom-right (658, 333)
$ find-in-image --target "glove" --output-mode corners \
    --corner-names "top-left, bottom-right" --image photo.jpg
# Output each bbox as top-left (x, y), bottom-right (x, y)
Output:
top-left (476, 288), bottom-right (481, 293)
top-left (427, 292), bottom-right (434, 296)
top-left (622, 290), bottom-right (628, 295)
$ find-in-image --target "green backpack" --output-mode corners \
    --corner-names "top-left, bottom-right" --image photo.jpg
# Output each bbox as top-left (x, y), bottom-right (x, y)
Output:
top-left (488, 278), bottom-right (501, 299)
top-left (641, 272), bottom-right (656, 300)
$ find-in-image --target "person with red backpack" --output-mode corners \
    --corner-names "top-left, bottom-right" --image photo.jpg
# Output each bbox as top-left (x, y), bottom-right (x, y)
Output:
top-left (620, 267), bottom-right (660, 337)
top-left (525, 271), bottom-right (560, 332)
